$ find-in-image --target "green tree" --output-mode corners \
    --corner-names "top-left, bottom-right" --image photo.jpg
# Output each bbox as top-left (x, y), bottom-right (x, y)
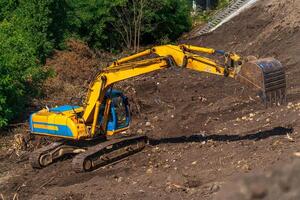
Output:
top-left (0, 20), bottom-right (49, 127)
top-left (0, 0), bottom-right (19, 21)
top-left (65, 0), bottom-right (192, 50)
top-left (0, 0), bottom-right (55, 127)
top-left (142, 0), bottom-right (192, 44)
top-left (13, 0), bottom-right (55, 63)
top-left (65, 0), bottom-right (123, 50)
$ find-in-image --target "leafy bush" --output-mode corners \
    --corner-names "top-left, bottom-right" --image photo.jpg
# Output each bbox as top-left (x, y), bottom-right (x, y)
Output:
top-left (65, 0), bottom-right (192, 50)
top-left (142, 0), bottom-right (192, 44)
top-left (0, 0), bottom-right (54, 127)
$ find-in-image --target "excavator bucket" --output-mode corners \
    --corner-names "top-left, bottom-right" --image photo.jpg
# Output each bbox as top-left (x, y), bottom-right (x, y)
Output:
top-left (236, 58), bottom-right (286, 107)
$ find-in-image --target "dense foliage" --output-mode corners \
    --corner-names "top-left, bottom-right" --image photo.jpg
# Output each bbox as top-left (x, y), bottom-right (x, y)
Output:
top-left (0, 0), bottom-right (192, 127)
top-left (0, 0), bottom-right (53, 127)
top-left (65, 0), bottom-right (192, 50)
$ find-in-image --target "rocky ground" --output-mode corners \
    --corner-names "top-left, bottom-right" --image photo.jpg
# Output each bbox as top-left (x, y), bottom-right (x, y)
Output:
top-left (0, 0), bottom-right (300, 199)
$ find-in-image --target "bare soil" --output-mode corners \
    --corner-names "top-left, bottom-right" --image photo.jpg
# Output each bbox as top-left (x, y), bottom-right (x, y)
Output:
top-left (1, 0), bottom-right (300, 199)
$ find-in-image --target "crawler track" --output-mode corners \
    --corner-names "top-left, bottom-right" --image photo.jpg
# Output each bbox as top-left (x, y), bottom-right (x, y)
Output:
top-left (29, 141), bottom-right (65, 168)
top-left (72, 135), bottom-right (147, 172)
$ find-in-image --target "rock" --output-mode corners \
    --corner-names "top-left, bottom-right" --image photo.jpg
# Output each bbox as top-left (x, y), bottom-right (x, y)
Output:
top-left (117, 177), bottom-right (123, 183)
top-left (153, 116), bottom-right (159, 121)
top-left (198, 96), bottom-right (207, 102)
top-left (151, 146), bottom-right (160, 153)
top-left (210, 183), bottom-right (220, 193)
top-left (242, 164), bottom-right (251, 171)
top-left (165, 185), bottom-right (173, 193)
top-left (187, 188), bottom-right (197, 195)
top-left (137, 129), bottom-right (143, 134)
top-left (293, 152), bottom-right (300, 157)
top-left (286, 133), bottom-right (295, 142)
top-left (146, 168), bottom-right (153, 174)
top-left (145, 121), bottom-right (151, 127)
top-left (163, 164), bottom-right (170, 168)
top-left (191, 161), bottom-right (197, 165)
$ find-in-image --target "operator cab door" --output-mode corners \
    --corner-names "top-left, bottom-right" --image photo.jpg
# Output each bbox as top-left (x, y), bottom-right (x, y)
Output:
top-left (98, 91), bottom-right (130, 135)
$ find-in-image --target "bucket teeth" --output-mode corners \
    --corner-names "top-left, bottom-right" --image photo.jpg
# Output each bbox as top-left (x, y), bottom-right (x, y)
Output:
top-left (236, 57), bottom-right (286, 107)
top-left (259, 59), bottom-right (286, 107)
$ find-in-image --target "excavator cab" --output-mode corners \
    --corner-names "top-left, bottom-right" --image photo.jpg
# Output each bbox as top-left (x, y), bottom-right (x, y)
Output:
top-left (99, 89), bottom-right (131, 135)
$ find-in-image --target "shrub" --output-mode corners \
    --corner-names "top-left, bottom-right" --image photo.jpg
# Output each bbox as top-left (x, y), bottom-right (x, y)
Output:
top-left (0, 0), bottom-right (53, 127)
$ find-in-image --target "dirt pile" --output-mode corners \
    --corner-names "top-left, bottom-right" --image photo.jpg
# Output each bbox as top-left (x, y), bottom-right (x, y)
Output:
top-left (216, 159), bottom-right (300, 200)
top-left (37, 40), bottom-right (115, 108)
top-left (188, 0), bottom-right (300, 101)
top-left (40, 40), bottom-right (98, 107)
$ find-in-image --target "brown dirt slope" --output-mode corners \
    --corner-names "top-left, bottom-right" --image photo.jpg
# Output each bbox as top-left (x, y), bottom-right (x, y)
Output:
top-left (1, 0), bottom-right (300, 199)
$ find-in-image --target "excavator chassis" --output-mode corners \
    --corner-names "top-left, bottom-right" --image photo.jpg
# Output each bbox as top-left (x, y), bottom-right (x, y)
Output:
top-left (29, 135), bottom-right (147, 172)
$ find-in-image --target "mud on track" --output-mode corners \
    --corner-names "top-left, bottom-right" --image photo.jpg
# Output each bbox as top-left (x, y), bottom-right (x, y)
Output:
top-left (1, 0), bottom-right (300, 199)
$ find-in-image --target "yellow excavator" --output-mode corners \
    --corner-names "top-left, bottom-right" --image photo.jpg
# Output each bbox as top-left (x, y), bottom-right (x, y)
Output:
top-left (29, 44), bottom-right (286, 172)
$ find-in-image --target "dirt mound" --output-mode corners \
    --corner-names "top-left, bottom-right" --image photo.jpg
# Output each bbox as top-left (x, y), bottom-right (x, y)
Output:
top-left (39, 40), bottom-right (98, 107)
top-left (216, 158), bottom-right (300, 200)
top-left (38, 40), bottom-right (116, 108)
top-left (187, 0), bottom-right (300, 101)
top-left (46, 40), bottom-right (96, 85)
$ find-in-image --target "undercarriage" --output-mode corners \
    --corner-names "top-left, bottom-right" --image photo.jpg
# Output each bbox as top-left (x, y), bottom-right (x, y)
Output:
top-left (29, 135), bottom-right (147, 172)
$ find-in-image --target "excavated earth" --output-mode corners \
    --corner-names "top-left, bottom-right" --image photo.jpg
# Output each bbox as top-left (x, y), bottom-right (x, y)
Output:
top-left (1, 0), bottom-right (300, 199)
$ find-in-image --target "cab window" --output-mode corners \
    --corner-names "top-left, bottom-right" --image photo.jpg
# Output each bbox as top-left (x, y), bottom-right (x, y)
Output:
top-left (113, 96), bottom-right (127, 128)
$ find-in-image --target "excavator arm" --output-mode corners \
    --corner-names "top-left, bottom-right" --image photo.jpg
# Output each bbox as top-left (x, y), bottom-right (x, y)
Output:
top-left (83, 44), bottom-right (286, 136)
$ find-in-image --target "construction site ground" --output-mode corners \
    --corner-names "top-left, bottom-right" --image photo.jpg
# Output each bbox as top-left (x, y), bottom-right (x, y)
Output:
top-left (1, 0), bottom-right (300, 199)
